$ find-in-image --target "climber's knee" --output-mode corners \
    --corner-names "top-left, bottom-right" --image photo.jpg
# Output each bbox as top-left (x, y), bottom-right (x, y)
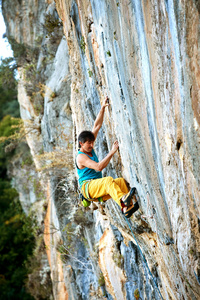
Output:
top-left (105, 176), bottom-right (114, 183)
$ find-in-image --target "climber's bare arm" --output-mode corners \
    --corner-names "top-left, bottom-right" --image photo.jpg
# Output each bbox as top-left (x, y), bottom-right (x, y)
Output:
top-left (77, 141), bottom-right (119, 172)
top-left (92, 97), bottom-right (109, 139)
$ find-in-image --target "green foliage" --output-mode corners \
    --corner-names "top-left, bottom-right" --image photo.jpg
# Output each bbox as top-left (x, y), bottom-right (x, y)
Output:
top-left (106, 50), bottom-right (111, 57)
top-left (0, 116), bottom-right (22, 179)
top-left (23, 63), bottom-right (37, 81)
top-left (62, 222), bottom-right (77, 251)
top-left (0, 115), bottom-right (20, 137)
top-left (0, 58), bottom-right (37, 299)
top-left (0, 58), bottom-right (20, 179)
top-left (88, 68), bottom-right (93, 77)
top-left (0, 58), bottom-right (19, 120)
top-left (7, 37), bottom-right (27, 62)
top-left (27, 176), bottom-right (45, 199)
top-left (44, 12), bottom-right (62, 38)
top-left (0, 179), bottom-right (18, 211)
top-left (21, 153), bottom-right (33, 167)
top-left (134, 288), bottom-right (140, 300)
top-left (112, 252), bottom-right (124, 268)
top-left (50, 91), bottom-right (56, 99)
top-left (98, 272), bottom-right (105, 287)
top-left (80, 36), bottom-right (86, 53)
top-left (0, 57), bottom-right (17, 90)
top-left (7, 37), bottom-right (39, 67)
top-left (0, 116), bottom-right (36, 300)
top-left (0, 184), bottom-right (35, 300)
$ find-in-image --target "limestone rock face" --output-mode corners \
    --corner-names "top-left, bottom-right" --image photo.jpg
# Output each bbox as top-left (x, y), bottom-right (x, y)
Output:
top-left (2, 0), bottom-right (200, 299)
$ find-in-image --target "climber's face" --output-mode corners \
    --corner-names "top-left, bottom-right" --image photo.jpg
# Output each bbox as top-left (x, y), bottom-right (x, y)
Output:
top-left (80, 140), bottom-right (94, 153)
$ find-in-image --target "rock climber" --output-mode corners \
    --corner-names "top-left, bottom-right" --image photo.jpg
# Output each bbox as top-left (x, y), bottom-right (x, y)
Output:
top-left (76, 96), bottom-right (139, 218)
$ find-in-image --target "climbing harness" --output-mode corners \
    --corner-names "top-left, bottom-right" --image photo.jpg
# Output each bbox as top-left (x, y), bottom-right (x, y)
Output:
top-left (124, 216), bottom-right (164, 300)
top-left (78, 190), bottom-right (91, 207)
top-left (79, 180), bottom-right (104, 207)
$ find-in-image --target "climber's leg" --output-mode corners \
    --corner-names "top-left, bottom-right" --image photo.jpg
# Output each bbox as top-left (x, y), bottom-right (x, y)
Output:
top-left (100, 177), bottom-right (129, 202)
top-left (113, 177), bottom-right (129, 194)
top-left (88, 176), bottom-right (128, 208)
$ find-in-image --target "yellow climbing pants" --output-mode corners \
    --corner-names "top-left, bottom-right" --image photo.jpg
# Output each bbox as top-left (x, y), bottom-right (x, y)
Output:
top-left (82, 176), bottom-right (129, 208)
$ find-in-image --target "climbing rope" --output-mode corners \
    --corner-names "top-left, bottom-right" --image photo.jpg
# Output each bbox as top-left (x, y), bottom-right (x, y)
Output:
top-left (124, 216), bottom-right (164, 300)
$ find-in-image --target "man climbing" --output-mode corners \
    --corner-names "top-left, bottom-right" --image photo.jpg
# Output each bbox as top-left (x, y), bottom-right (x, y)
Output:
top-left (76, 97), bottom-right (139, 218)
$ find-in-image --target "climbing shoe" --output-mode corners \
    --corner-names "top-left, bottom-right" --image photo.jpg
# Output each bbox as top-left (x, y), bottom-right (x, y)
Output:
top-left (121, 187), bottom-right (136, 207)
top-left (123, 201), bottom-right (139, 218)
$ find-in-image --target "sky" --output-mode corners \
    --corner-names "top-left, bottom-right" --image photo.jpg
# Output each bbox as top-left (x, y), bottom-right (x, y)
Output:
top-left (0, 12), bottom-right (13, 59)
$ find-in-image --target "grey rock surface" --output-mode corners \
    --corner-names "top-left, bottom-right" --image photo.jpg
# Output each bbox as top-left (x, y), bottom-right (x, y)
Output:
top-left (2, 0), bottom-right (200, 299)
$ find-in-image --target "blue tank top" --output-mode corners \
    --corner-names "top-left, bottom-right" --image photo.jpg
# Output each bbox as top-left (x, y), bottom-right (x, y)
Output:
top-left (76, 149), bottom-right (102, 186)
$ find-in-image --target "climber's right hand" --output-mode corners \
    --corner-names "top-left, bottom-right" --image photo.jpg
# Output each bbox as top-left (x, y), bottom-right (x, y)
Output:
top-left (102, 96), bottom-right (110, 108)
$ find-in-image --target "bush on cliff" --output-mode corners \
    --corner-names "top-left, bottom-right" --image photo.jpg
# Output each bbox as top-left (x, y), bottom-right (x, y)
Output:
top-left (0, 192), bottom-right (35, 300)
top-left (0, 58), bottom-right (35, 300)
top-left (0, 57), bottom-right (19, 120)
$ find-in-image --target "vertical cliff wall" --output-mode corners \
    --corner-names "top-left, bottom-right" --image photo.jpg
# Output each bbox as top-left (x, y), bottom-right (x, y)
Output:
top-left (2, 0), bottom-right (200, 299)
